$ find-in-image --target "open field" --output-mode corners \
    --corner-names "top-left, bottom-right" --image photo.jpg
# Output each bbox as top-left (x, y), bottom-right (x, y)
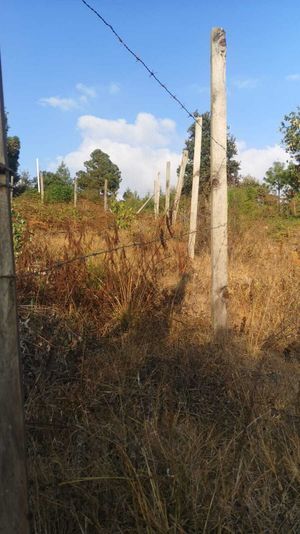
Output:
top-left (13, 195), bottom-right (300, 533)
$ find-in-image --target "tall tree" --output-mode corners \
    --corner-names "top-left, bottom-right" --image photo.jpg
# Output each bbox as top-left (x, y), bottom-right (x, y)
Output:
top-left (280, 107), bottom-right (300, 163)
top-left (7, 136), bottom-right (20, 179)
top-left (15, 170), bottom-right (31, 195)
top-left (76, 149), bottom-right (121, 195)
top-left (280, 108), bottom-right (300, 195)
top-left (264, 161), bottom-right (288, 200)
top-left (264, 161), bottom-right (300, 199)
top-left (5, 112), bottom-right (20, 183)
top-left (42, 161), bottom-right (71, 187)
top-left (56, 161), bottom-right (71, 184)
top-left (182, 111), bottom-right (240, 195)
top-left (123, 188), bottom-right (139, 200)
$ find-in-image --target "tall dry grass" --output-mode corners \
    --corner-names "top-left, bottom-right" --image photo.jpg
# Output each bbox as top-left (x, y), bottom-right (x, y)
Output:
top-left (15, 200), bottom-right (300, 533)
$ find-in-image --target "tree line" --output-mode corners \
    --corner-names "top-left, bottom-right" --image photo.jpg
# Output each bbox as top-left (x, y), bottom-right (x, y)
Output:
top-left (8, 107), bottom-right (300, 204)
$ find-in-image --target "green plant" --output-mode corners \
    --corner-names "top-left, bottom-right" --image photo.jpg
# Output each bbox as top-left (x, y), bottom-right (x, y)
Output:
top-left (45, 183), bottom-right (73, 203)
top-left (110, 199), bottom-right (134, 229)
top-left (12, 209), bottom-right (27, 256)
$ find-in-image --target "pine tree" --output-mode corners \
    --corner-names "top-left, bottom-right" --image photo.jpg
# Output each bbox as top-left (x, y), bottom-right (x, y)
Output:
top-left (76, 149), bottom-right (121, 196)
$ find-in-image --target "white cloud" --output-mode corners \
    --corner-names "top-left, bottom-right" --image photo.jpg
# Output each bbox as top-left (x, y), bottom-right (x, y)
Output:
top-left (238, 141), bottom-right (289, 180)
top-left (76, 83), bottom-right (97, 98)
top-left (286, 73), bottom-right (300, 81)
top-left (233, 78), bottom-right (259, 89)
top-left (39, 96), bottom-right (78, 111)
top-left (109, 82), bottom-right (121, 95)
top-left (49, 110), bottom-right (290, 190)
top-left (39, 81), bottom-right (121, 112)
top-left (39, 83), bottom-right (97, 111)
top-left (52, 112), bottom-right (182, 195)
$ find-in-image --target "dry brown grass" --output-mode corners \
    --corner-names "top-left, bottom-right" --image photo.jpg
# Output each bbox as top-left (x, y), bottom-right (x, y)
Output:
top-left (15, 198), bottom-right (300, 533)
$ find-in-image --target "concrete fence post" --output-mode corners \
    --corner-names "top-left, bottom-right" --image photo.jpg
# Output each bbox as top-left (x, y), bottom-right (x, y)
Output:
top-left (188, 116), bottom-right (202, 259)
top-left (173, 149), bottom-right (188, 224)
top-left (210, 27), bottom-right (228, 334)
top-left (0, 53), bottom-right (29, 534)
top-left (36, 157), bottom-right (40, 193)
top-left (40, 171), bottom-right (44, 203)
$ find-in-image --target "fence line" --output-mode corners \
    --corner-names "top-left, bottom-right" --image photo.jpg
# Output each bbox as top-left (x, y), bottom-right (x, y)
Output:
top-left (15, 221), bottom-right (227, 280)
top-left (16, 228), bottom-right (198, 279)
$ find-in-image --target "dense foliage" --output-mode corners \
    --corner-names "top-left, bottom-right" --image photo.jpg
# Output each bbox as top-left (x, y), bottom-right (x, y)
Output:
top-left (280, 107), bottom-right (300, 164)
top-left (182, 111), bottom-right (240, 195)
top-left (42, 161), bottom-right (73, 203)
top-left (5, 111), bottom-right (21, 185)
top-left (264, 161), bottom-right (300, 198)
top-left (76, 149), bottom-right (121, 198)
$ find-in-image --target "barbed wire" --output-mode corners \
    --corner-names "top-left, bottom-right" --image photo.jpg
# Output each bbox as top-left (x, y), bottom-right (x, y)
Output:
top-left (80, 0), bottom-right (226, 152)
top-left (80, 0), bottom-right (195, 120)
top-left (16, 228), bottom-right (197, 279)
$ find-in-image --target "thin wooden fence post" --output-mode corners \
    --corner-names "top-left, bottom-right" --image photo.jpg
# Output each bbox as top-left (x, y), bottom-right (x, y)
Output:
top-left (136, 194), bottom-right (154, 214)
top-left (36, 157), bottom-right (40, 193)
top-left (188, 116), bottom-right (202, 259)
top-left (165, 161), bottom-right (170, 214)
top-left (104, 178), bottom-right (108, 212)
top-left (0, 54), bottom-right (29, 534)
top-left (40, 171), bottom-right (44, 203)
top-left (210, 27), bottom-right (228, 334)
top-left (74, 177), bottom-right (77, 208)
top-left (173, 149), bottom-right (188, 224)
top-left (154, 172), bottom-right (160, 219)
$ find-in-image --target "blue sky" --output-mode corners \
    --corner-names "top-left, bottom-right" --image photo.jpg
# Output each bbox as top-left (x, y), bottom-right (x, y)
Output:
top-left (2, 0), bottom-right (300, 193)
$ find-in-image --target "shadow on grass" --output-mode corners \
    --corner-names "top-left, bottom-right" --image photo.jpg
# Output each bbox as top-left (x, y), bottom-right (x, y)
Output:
top-left (21, 307), bottom-right (300, 533)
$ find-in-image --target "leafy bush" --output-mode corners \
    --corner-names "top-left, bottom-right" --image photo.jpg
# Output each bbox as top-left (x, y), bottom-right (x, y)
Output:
top-left (79, 187), bottom-right (101, 202)
top-left (45, 183), bottom-right (73, 203)
top-left (110, 199), bottom-right (134, 229)
top-left (19, 188), bottom-right (40, 200)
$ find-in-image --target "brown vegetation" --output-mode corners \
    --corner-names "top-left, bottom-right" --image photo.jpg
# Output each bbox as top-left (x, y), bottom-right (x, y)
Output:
top-left (15, 198), bottom-right (300, 533)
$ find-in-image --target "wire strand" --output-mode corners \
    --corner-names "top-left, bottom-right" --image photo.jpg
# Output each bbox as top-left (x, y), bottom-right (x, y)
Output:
top-left (17, 229), bottom-right (197, 279)
top-left (80, 1), bottom-right (227, 152)
top-left (80, 0), bottom-right (195, 120)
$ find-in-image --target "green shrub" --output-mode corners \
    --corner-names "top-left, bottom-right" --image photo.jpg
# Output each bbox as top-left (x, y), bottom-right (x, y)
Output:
top-left (79, 188), bottom-right (102, 202)
top-left (19, 188), bottom-right (40, 200)
top-left (45, 183), bottom-right (73, 203)
top-left (110, 199), bottom-right (134, 229)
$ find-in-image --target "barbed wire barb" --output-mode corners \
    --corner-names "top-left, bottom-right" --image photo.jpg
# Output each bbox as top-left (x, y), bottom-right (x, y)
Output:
top-left (80, 0), bottom-right (195, 120)
top-left (80, 0), bottom-right (227, 152)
